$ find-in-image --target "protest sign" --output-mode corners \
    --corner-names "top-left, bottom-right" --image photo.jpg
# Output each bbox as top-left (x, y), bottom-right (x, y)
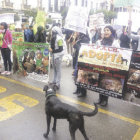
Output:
top-left (89, 13), bottom-right (104, 28)
top-left (12, 41), bottom-right (50, 83)
top-left (76, 44), bottom-right (132, 99)
top-left (65, 6), bottom-right (89, 34)
top-left (0, 13), bottom-right (14, 24)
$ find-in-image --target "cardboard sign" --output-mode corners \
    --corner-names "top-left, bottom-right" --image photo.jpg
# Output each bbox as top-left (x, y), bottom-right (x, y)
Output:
top-left (76, 44), bottom-right (133, 99)
top-left (0, 13), bottom-right (14, 24)
top-left (65, 6), bottom-right (89, 34)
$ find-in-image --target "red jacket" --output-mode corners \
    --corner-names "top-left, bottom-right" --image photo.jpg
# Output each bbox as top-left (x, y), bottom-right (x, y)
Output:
top-left (2, 29), bottom-right (12, 48)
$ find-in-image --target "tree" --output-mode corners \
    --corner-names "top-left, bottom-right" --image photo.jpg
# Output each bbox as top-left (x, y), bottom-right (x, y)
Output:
top-left (89, 9), bottom-right (95, 15)
top-left (33, 10), bottom-right (46, 34)
top-left (23, 8), bottom-right (38, 25)
top-left (96, 10), bottom-right (117, 23)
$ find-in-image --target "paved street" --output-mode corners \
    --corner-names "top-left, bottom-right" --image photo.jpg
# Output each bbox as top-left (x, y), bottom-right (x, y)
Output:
top-left (0, 64), bottom-right (140, 140)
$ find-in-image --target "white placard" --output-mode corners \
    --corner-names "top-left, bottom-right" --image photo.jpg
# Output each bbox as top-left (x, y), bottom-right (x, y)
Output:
top-left (65, 6), bottom-right (89, 34)
top-left (0, 13), bottom-right (14, 24)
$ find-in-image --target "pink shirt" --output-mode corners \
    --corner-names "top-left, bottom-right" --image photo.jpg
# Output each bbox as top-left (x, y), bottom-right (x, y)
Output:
top-left (2, 29), bottom-right (12, 48)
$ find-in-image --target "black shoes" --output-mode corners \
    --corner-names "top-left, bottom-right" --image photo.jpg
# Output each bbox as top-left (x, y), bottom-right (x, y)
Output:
top-left (73, 91), bottom-right (86, 97)
top-left (96, 100), bottom-right (108, 107)
top-left (77, 93), bottom-right (86, 97)
top-left (100, 101), bottom-right (108, 106)
top-left (73, 91), bottom-right (79, 94)
top-left (96, 95), bottom-right (108, 107)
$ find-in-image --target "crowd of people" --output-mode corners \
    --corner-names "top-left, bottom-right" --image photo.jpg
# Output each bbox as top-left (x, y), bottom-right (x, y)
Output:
top-left (0, 21), bottom-right (140, 107)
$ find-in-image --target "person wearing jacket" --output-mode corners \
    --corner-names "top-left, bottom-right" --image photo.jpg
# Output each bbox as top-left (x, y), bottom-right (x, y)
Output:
top-left (129, 28), bottom-right (140, 51)
top-left (49, 26), bottom-right (64, 89)
top-left (0, 22), bottom-right (12, 75)
top-left (128, 20), bottom-right (140, 51)
top-left (34, 26), bottom-right (46, 43)
top-left (73, 32), bottom-right (90, 97)
top-left (96, 25), bottom-right (120, 106)
top-left (119, 26), bottom-right (130, 49)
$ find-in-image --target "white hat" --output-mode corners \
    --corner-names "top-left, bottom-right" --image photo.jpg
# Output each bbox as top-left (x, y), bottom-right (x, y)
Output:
top-left (52, 26), bottom-right (63, 37)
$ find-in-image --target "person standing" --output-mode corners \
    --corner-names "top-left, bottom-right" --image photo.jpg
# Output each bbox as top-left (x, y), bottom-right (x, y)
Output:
top-left (34, 26), bottom-right (46, 43)
top-left (49, 26), bottom-right (64, 89)
top-left (96, 25), bottom-right (120, 106)
top-left (119, 26), bottom-right (130, 49)
top-left (73, 32), bottom-right (90, 97)
top-left (29, 25), bottom-right (34, 42)
top-left (0, 22), bottom-right (12, 75)
top-left (128, 20), bottom-right (140, 51)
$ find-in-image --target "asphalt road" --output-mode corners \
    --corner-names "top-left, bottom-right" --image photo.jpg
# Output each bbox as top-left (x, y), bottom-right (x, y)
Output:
top-left (0, 64), bottom-right (140, 140)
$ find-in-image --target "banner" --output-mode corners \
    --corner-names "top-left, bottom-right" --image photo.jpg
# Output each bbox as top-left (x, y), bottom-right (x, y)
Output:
top-left (12, 41), bottom-right (50, 83)
top-left (126, 51), bottom-right (140, 101)
top-left (12, 32), bottom-right (24, 42)
top-left (76, 44), bottom-right (133, 99)
top-left (65, 6), bottom-right (89, 34)
top-left (0, 13), bottom-right (14, 24)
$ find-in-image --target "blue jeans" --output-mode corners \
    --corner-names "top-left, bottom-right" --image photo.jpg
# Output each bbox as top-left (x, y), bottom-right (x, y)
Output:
top-left (52, 56), bottom-right (62, 86)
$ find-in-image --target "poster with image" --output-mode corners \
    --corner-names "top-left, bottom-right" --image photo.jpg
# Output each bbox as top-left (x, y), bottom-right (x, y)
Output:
top-left (127, 51), bottom-right (140, 99)
top-left (76, 44), bottom-right (133, 99)
top-left (12, 32), bottom-right (24, 42)
top-left (12, 41), bottom-right (50, 83)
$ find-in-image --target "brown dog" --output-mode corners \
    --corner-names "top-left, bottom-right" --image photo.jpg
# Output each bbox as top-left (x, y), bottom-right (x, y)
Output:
top-left (43, 84), bottom-right (98, 140)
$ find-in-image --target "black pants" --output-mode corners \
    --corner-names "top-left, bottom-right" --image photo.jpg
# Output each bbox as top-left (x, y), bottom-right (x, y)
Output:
top-left (1, 48), bottom-right (12, 71)
top-left (99, 94), bottom-right (108, 102)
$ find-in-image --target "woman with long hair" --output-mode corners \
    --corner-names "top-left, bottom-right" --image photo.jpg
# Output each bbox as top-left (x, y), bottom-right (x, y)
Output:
top-left (0, 22), bottom-right (12, 75)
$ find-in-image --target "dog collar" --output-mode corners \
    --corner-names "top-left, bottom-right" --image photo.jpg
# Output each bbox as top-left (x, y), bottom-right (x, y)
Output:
top-left (46, 93), bottom-right (56, 99)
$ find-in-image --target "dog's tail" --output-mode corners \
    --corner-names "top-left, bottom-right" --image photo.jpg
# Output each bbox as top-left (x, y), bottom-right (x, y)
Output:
top-left (80, 103), bottom-right (98, 116)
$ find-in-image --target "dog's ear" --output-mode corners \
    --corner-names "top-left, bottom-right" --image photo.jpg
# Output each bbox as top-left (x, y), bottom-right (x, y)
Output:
top-left (43, 85), bottom-right (48, 91)
top-left (53, 85), bottom-right (58, 91)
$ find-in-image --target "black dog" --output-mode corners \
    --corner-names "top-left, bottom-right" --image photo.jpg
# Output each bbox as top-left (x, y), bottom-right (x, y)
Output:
top-left (43, 84), bottom-right (98, 140)
top-left (121, 57), bottom-right (128, 65)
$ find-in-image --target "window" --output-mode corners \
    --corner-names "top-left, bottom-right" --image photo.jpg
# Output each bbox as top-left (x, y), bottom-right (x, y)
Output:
top-left (75, 0), bottom-right (78, 6)
top-left (82, 0), bottom-right (85, 6)
top-left (85, 0), bottom-right (87, 7)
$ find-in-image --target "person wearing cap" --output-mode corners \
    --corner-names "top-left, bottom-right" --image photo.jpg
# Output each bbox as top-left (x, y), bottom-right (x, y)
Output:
top-left (0, 22), bottom-right (12, 75)
top-left (96, 25), bottom-right (120, 106)
top-left (49, 26), bottom-right (64, 89)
